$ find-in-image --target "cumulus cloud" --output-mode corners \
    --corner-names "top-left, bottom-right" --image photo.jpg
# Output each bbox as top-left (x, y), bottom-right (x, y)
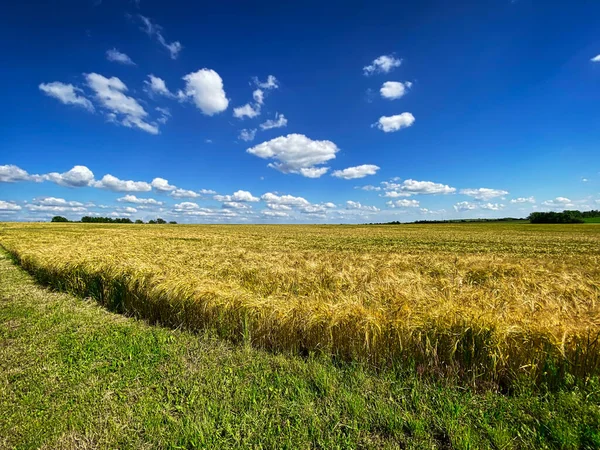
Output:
top-left (173, 201), bottom-right (200, 211)
top-left (261, 192), bottom-right (310, 207)
top-left (214, 190), bottom-right (259, 202)
top-left (510, 196), bottom-right (535, 204)
top-left (542, 197), bottom-right (575, 208)
top-left (170, 189), bottom-right (201, 199)
top-left (151, 177), bottom-right (176, 192)
top-left (480, 203), bottom-right (504, 211)
top-left (239, 129), bottom-right (257, 142)
top-left (262, 210), bottom-right (288, 217)
top-left (460, 188), bottom-right (509, 201)
top-left (222, 201), bottom-right (253, 209)
top-left (380, 81), bottom-right (412, 100)
top-left (383, 179), bottom-right (456, 196)
top-left (0, 200), bottom-right (21, 211)
top-left (106, 48), bottom-right (135, 65)
top-left (43, 165), bottom-right (95, 187)
top-left (386, 199), bottom-right (419, 208)
top-left (253, 75), bottom-right (279, 89)
top-left (139, 15), bottom-right (182, 59)
top-left (180, 69), bottom-right (229, 116)
top-left (373, 113), bottom-right (415, 132)
top-left (86, 73), bottom-right (159, 134)
top-left (247, 134), bottom-right (338, 178)
top-left (259, 113), bottom-right (287, 130)
top-left (39, 82), bottom-right (94, 112)
top-left (355, 184), bottom-right (381, 191)
top-left (591, 55), bottom-right (600, 62)
top-left (0, 165), bottom-right (43, 183)
top-left (454, 201), bottom-right (478, 212)
top-left (145, 75), bottom-right (172, 96)
top-left (93, 174), bottom-right (152, 192)
top-left (117, 195), bottom-right (163, 205)
top-left (253, 89), bottom-right (264, 105)
top-left (363, 55), bottom-right (402, 76)
top-left (233, 103), bottom-right (260, 119)
top-left (332, 164), bottom-right (380, 180)
top-left (346, 201), bottom-right (380, 212)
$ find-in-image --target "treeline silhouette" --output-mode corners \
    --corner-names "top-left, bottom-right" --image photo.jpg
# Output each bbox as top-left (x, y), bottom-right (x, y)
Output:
top-left (368, 210), bottom-right (600, 225)
top-left (527, 210), bottom-right (600, 224)
top-left (51, 216), bottom-right (176, 224)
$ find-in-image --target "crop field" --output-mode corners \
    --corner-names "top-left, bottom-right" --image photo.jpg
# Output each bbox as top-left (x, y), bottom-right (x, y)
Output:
top-left (1, 222), bottom-right (599, 387)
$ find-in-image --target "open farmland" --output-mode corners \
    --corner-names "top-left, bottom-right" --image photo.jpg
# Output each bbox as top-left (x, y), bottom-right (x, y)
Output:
top-left (1, 222), bottom-right (599, 387)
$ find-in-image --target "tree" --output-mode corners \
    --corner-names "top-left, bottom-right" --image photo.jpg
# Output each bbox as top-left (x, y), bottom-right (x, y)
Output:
top-left (156, 218), bottom-right (166, 224)
top-left (135, 219), bottom-right (144, 224)
top-left (51, 216), bottom-right (68, 222)
top-left (169, 221), bottom-right (177, 224)
top-left (148, 220), bottom-right (157, 224)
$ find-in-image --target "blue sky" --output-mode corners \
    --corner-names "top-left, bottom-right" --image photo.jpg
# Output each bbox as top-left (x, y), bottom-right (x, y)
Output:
top-left (1, 0), bottom-right (600, 223)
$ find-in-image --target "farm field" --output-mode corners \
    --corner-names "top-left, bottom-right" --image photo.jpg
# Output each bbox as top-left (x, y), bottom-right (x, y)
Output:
top-left (1, 248), bottom-right (600, 449)
top-left (1, 222), bottom-right (599, 387)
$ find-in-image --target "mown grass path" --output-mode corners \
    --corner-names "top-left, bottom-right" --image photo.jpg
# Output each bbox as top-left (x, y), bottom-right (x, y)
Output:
top-left (1, 250), bottom-right (600, 449)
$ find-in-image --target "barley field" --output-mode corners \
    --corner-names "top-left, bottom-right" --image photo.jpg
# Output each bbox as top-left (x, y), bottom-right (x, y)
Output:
top-left (1, 222), bottom-right (599, 386)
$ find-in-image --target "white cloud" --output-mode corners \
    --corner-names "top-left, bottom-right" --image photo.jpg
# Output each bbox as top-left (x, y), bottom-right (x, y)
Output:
top-left (591, 55), bottom-right (600, 62)
top-left (355, 184), bottom-right (381, 191)
top-left (170, 189), bottom-right (201, 199)
top-left (460, 188), bottom-right (509, 201)
top-left (387, 199), bottom-right (419, 208)
top-left (139, 15), bottom-right (182, 59)
top-left (247, 134), bottom-right (338, 177)
top-left (260, 192), bottom-right (310, 207)
top-left (259, 113), bottom-right (287, 130)
top-left (36, 197), bottom-right (84, 207)
top-left (0, 200), bottom-right (21, 211)
top-left (106, 48), bottom-right (135, 65)
top-left (254, 75), bottom-right (279, 89)
top-left (332, 164), bottom-right (380, 180)
top-left (93, 174), bottom-right (152, 192)
top-left (239, 129), bottom-right (257, 142)
top-left (39, 82), bottom-right (94, 112)
top-left (174, 202), bottom-right (200, 210)
top-left (380, 81), bottom-right (412, 100)
top-left (145, 75), bottom-right (172, 96)
top-left (363, 55), bottom-right (402, 76)
top-left (510, 196), bottom-right (535, 204)
top-left (180, 69), bottom-right (229, 116)
top-left (262, 210), bottom-right (288, 217)
top-left (384, 179), bottom-right (456, 196)
top-left (373, 113), bottom-right (415, 132)
top-left (85, 73), bottom-right (158, 134)
top-left (253, 89), bottom-right (264, 104)
top-left (233, 103), bottom-right (260, 119)
top-left (480, 203), bottom-right (504, 211)
top-left (542, 197), bottom-right (575, 208)
top-left (222, 201), bottom-right (252, 209)
top-left (151, 177), bottom-right (176, 192)
top-left (117, 195), bottom-right (163, 205)
top-left (299, 167), bottom-right (329, 178)
top-left (454, 201), bottom-right (478, 212)
top-left (0, 165), bottom-right (43, 183)
top-left (266, 203), bottom-right (292, 211)
top-left (44, 165), bottom-right (95, 187)
top-left (214, 190), bottom-right (259, 202)
top-left (199, 189), bottom-right (217, 195)
top-left (155, 107), bottom-right (170, 124)
top-left (346, 201), bottom-right (380, 212)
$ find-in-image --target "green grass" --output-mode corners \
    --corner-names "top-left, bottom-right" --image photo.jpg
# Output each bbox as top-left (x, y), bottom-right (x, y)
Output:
top-left (1, 250), bottom-right (600, 449)
top-left (583, 217), bottom-right (600, 223)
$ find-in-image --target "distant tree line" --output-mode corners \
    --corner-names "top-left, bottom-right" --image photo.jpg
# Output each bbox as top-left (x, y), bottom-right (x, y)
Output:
top-left (368, 217), bottom-right (527, 225)
top-left (51, 216), bottom-right (177, 224)
top-left (527, 210), bottom-right (599, 224)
